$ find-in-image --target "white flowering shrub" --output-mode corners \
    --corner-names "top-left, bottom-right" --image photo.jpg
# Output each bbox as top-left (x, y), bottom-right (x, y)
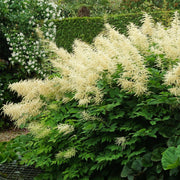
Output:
top-left (6, 32), bottom-right (46, 74)
top-left (1, 13), bottom-right (180, 179)
top-left (31, 0), bottom-right (64, 41)
top-left (1, 0), bottom-right (64, 73)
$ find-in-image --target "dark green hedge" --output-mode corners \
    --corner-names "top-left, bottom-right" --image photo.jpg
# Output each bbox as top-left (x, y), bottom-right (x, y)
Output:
top-left (55, 17), bottom-right (104, 52)
top-left (55, 10), bottom-right (177, 52)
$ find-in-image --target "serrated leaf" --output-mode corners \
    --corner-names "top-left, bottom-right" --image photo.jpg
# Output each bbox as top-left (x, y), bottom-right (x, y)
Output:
top-left (151, 147), bottom-right (165, 162)
top-left (167, 136), bottom-right (180, 147)
top-left (127, 148), bottom-right (146, 160)
top-left (121, 165), bottom-right (133, 178)
top-left (175, 145), bottom-right (180, 157)
top-left (142, 153), bottom-right (153, 167)
top-left (156, 164), bottom-right (162, 174)
top-left (163, 116), bottom-right (170, 120)
top-left (161, 146), bottom-right (180, 170)
top-left (150, 121), bottom-right (156, 125)
top-left (159, 127), bottom-right (174, 138)
top-left (169, 167), bottom-right (179, 176)
top-left (128, 175), bottom-right (134, 180)
top-left (79, 153), bottom-right (95, 161)
top-left (131, 159), bottom-right (142, 171)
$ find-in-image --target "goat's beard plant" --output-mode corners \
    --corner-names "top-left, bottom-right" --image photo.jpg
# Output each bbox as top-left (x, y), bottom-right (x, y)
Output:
top-left (2, 13), bottom-right (180, 179)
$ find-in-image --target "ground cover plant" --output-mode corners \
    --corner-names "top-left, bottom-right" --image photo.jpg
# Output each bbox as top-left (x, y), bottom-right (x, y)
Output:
top-left (1, 12), bottom-right (180, 179)
top-left (0, 0), bottom-right (64, 128)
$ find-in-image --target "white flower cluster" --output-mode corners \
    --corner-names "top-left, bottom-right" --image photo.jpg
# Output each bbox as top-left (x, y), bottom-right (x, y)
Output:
top-left (5, 32), bottom-right (46, 76)
top-left (2, 0), bottom-right (64, 77)
top-left (115, 137), bottom-right (126, 150)
top-left (0, 82), bottom-right (4, 102)
top-left (3, 0), bottom-right (10, 4)
top-left (28, 122), bottom-right (51, 138)
top-left (56, 148), bottom-right (76, 159)
top-left (36, 0), bottom-right (64, 41)
top-left (57, 123), bottom-right (74, 135)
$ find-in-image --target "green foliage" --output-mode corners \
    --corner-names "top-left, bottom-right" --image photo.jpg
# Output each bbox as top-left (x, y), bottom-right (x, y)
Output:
top-left (55, 17), bottom-right (104, 52)
top-left (2, 54), bottom-right (180, 179)
top-left (0, 134), bottom-right (29, 164)
top-left (55, 10), bottom-right (175, 52)
top-left (2, 9), bottom-right (180, 180)
top-left (162, 145), bottom-right (180, 170)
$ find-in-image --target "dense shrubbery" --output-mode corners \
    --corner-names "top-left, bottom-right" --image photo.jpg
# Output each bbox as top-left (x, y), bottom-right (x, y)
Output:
top-left (1, 13), bottom-right (180, 179)
top-left (59, 0), bottom-right (180, 17)
top-left (0, 0), bottom-right (64, 128)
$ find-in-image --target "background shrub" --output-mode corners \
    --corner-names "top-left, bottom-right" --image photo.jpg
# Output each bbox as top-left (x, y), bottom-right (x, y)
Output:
top-left (0, 0), bottom-right (64, 128)
top-left (59, 0), bottom-right (180, 17)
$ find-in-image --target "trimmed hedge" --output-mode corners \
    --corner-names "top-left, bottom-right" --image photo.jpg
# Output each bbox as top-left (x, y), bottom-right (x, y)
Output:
top-left (56, 10), bottom-right (176, 52)
top-left (55, 17), bottom-right (104, 52)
